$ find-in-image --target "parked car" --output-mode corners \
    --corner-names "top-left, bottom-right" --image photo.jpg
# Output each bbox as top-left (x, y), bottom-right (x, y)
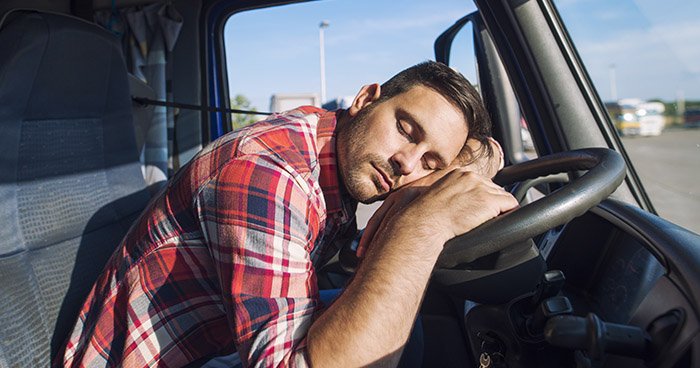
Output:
top-left (0, 1), bottom-right (698, 367)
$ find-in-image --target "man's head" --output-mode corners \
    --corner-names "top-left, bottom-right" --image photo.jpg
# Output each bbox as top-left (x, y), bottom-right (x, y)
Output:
top-left (336, 61), bottom-right (495, 203)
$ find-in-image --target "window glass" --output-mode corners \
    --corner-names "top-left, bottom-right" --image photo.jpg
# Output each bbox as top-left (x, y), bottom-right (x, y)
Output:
top-left (446, 22), bottom-right (478, 84)
top-left (555, 0), bottom-right (700, 233)
top-left (224, 0), bottom-right (477, 227)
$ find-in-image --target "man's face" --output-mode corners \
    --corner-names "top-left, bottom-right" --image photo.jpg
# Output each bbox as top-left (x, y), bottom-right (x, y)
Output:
top-left (337, 84), bottom-right (469, 203)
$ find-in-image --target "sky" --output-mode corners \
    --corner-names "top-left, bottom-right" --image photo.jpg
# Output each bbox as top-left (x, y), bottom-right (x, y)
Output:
top-left (224, 0), bottom-right (700, 111)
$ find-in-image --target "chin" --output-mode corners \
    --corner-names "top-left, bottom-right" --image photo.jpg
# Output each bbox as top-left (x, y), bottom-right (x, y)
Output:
top-left (342, 165), bottom-right (391, 203)
top-left (363, 191), bottom-right (390, 204)
top-left (351, 189), bottom-right (378, 204)
top-left (355, 186), bottom-right (390, 204)
top-left (346, 181), bottom-right (384, 204)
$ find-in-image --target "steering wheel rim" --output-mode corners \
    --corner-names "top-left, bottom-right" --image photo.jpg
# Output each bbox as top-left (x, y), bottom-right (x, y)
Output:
top-left (435, 148), bottom-right (627, 269)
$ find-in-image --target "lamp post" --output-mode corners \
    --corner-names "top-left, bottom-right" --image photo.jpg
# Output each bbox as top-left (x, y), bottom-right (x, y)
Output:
top-left (319, 20), bottom-right (330, 106)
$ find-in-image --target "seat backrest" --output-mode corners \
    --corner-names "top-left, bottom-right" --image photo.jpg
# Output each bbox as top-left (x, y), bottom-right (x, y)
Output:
top-left (0, 10), bottom-right (152, 366)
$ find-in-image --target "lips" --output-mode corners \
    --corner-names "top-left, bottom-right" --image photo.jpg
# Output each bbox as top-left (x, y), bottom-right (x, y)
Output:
top-left (373, 163), bottom-right (393, 193)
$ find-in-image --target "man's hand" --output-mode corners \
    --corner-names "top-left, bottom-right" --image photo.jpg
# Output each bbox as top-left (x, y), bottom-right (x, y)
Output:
top-left (402, 168), bottom-right (518, 242)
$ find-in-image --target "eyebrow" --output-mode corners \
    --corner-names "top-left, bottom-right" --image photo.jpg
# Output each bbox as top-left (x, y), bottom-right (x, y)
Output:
top-left (396, 107), bottom-right (450, 168)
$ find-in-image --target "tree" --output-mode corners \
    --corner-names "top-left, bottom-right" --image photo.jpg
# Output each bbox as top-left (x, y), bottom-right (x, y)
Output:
top-left (230, 94), bottom-right (260, 129)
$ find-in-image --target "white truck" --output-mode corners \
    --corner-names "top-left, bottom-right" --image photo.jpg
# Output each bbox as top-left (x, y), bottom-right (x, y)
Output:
top-left (637, 101), bottom-right (665, 136)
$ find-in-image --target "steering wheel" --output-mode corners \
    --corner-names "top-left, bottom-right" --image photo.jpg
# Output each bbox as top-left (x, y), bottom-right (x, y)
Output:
top-left (431, 148), bottom-right (626, 301)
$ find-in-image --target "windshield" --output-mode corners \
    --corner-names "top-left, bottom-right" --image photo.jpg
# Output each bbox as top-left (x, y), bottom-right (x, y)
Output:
top-left (555, 0), bottom-right (700, 234)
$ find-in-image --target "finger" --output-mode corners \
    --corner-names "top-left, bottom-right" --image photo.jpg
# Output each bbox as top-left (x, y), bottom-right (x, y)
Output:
top-left (430, 169), bottom-right (500, 195)
top-left (357, 192), bottom-right (410, 257)
top-left (357, 186), bottom-right (426, 257)
top-left (405, 167), bottom-right (454, 188)
top-left (492, 190), bottom-right (519, 213)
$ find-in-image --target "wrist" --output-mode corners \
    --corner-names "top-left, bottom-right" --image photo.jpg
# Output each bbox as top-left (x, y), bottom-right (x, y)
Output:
top-left (391, 206), bottom-right (453, 251)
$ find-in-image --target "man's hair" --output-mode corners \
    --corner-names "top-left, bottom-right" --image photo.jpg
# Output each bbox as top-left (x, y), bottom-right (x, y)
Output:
top-left (377, 61), bottom-right (494, 164)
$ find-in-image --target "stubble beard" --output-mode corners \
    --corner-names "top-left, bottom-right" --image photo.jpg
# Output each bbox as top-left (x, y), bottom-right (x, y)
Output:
top-left (337, 109), bottom-right (396, 204)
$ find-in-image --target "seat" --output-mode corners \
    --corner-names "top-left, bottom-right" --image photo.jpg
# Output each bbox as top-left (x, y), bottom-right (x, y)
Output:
top-left (0, 10), bottom-right (152, 366)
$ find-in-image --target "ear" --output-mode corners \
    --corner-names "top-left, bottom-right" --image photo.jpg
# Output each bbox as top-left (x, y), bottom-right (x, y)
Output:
top-left (488, 137), bottom-right (505, 172)
top-left (458, 137), bottom-right (505, 178)
top-left (347, 83), bottom-right (381, 117)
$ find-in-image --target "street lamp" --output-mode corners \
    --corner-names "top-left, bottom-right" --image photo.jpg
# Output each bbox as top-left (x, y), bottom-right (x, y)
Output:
top-left (319, 20), bottom-right (330, 105)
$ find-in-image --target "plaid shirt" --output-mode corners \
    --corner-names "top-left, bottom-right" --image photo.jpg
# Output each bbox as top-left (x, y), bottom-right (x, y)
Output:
top-left (57, 107), bottom-right (357, 368)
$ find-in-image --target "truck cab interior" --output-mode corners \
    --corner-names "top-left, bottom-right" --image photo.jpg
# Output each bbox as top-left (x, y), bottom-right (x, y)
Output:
top-left (0, 1), bottom-right (698, 367)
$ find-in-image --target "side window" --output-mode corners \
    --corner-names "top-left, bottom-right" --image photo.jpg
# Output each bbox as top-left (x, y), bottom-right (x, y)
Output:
top-left (555, 0), bottom-right (699, 233)
top-left (222, 1), bottom-right (478, 227)
top-left (224, 4), bottom-right (326, 128)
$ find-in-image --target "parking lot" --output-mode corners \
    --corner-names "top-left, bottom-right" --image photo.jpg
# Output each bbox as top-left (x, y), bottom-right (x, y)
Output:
top-left (622, 127), bottom-right (700, 234)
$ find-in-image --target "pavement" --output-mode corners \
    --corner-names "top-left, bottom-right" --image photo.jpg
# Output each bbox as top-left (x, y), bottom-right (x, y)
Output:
top-left (621, 127), bottom-right (700, 234)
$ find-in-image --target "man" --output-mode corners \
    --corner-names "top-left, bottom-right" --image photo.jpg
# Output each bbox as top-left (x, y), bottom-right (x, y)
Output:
top-left (57, 61), bottom-right (517, 367)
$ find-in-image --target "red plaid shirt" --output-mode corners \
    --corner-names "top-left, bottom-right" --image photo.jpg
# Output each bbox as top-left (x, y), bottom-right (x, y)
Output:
top-left (57, 107), bottom-right (356, 367)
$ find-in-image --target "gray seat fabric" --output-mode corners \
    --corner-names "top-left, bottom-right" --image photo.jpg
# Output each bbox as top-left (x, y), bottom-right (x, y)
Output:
top-left (0, 10), bottom-right (152, 366)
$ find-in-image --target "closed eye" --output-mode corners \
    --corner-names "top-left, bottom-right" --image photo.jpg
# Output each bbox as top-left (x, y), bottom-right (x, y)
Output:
top-left (422, 155), bottom-right (440, 171)
top-left (396, 120), bottom-right (414, 143)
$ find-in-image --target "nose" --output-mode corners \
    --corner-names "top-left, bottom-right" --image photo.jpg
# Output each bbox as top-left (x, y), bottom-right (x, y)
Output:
top-left (390, 144), bottom-right (425, 178)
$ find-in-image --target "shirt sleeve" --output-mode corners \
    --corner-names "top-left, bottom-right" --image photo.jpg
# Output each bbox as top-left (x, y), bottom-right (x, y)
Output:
top-left (195, 154), bottom-right (323, 367)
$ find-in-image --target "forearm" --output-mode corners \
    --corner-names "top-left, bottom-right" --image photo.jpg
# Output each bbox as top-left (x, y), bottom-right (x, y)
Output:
top-left (307, 216), bottom-right (447, 367)
top-left (306, 168), bottom-right (518, 367)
